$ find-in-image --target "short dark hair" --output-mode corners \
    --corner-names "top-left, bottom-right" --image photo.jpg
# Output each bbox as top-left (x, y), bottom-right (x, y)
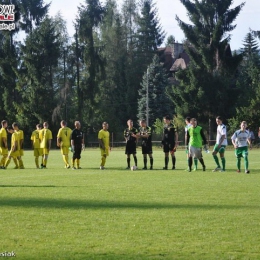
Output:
top-left (216, 116), bottom-right (223, 121)
top-left (185, 117), bottom-right (191, 122)
top-left (12, 122), bottom-right (18, 128)
top-left (164, 115), bottom-right (171, 120)
top-left (1, 120), bottom-right (7, 127)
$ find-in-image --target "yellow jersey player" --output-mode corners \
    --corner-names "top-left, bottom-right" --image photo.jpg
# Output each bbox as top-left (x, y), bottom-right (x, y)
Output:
top-left (12, 122), bottom-right (24, 169)
top-left (4, 126), bottom-right (19, 169)
top-left (0, 120), bottom-right (8, 168)
top-left (31, 124), bottom-right (43, 168)
top-left (57, 120), bottom-right (72, 169)
top-left (39, 122), bottom-right (52, 169)
top-left (98, 122), bottom-right (110, 170)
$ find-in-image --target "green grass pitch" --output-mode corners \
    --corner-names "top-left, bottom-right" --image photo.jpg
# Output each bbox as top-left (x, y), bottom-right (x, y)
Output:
top-left (0, 147), bottom-right (260, 259)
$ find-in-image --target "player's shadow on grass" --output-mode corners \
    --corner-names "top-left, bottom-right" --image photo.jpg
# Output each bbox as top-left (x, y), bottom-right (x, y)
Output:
top-left (0, 197), bottom-right (259, 210)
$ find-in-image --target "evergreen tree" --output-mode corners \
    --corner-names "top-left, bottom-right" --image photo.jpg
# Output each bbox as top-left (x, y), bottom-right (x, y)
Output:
top-left (77, 0), bottom-right (105, 124)
top-left (229, 31), bottom-right (260, 131)
top-left (18, 16), bottom-right (61, 126)
top-left (97, 0), bottom-right (128, 130)
top-left (137, 55), bottom-right (173, 125)
top-left (18, 0), bottom-right (50, 33)
top-left (168, 0), bottom-right (245, 122)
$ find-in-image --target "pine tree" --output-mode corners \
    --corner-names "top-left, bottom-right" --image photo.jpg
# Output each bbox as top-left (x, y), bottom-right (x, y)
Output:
top-left (77, 0), bottom-right (105, 124)
top-left (168, 0), bottom-right (245, 121)
top-left (18, 16), bottom-right (61, 125)
top-left (137, 55), bottom-right (173, 125)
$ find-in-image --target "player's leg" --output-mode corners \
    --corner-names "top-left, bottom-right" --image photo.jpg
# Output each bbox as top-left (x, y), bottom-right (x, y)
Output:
top-left (62, 147), bottom-right (70, 168)
top-left (171, 151), bottom-right (176, 169)
top-left (143, 154), bottom-right (147, 169)
top-left (242, 147), bottom-right (250, 173)
top-left (219, 146), bottom-right (226, 171)
top-left (235, 148), bottom-right (242, 172)
top-left (163, 144), bottom-right (169, 170)
top-left (194, 158), bottom-right (198, 170)
top-left (212, 144), bottom-right (221, 171)
top-left (100, 149), bottom-right (106, 169)
top-left (187, 146), bottom-right (193, 172)
top-left (197, 148), bottom-right (206, 171)
top-left (133, 153), bottom-right (137, 167)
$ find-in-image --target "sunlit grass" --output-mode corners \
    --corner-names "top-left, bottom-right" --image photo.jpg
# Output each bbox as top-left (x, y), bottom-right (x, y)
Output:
top-left (0, 148), bottom-right (260, 259)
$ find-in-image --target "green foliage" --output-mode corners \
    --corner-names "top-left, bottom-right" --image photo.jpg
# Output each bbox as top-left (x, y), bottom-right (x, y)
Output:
top-left (137, 55), bottom-right (173, 125)
top-left (153, 118), bottom-right (164, 134)
top-left (168, 0), bottom-right (245, 122)
top-left (19, 16), bottom-right (61, 126)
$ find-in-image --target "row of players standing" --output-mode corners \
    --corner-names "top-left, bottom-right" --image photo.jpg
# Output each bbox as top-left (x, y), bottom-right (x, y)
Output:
top-left (124, 115), bottom-right (178, 170)
top-left (124, 115), bottom-right (252, 173)
top-left (184, 116), bottom-right (252, 173)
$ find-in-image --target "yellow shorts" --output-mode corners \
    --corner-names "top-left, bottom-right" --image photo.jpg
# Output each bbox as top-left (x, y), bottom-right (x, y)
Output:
top-left (0, 147), bottom-right (8, 156)
top-left (100, 147), bottom-right (109, 157)
top-left (19, 149), bottom-right (24, 156)
top-left (34, 148), bottom-right (43, 157)
top-left (43, 148), bottom-right (50, 155)
top-left (60, 146), bottom-right (70, 155)
top-left (9, 150), bottom-right (19, 158)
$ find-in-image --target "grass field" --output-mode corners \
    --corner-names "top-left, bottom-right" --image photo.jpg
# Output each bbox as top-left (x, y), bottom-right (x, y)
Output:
top-left (1, 147), bottom-right (260, 259)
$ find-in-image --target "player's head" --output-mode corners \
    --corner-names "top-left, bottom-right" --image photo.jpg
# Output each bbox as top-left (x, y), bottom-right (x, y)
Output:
top-left (61, 120), bottom-right (67, 127)
top-left (12, 122), bottom-right (19, 130)
top-left (43, 122), bottom-right (49, 128)
top-left (190, 118), bottom-right (197, 127)
top-left (75, 121), bottom-right (81, 129)
top-left (216, 116), bottom-right (223, 125)
top-left (185, 117), bottom-right (191, 124)
top-left (102, 122), bottom-right (109, 130)
top-left (127, 119), bottom-right (133, 128)
top-left (7, 125), bottom-right (14, 133)
top-left (36, 124), bottom-right (42, 130)
top-left (139, 119), bottom-right (146, 127)
top-left (240, 121), bottom-right (247, 130)
top-left (163, 115), bottom-right (171, 124)
top-left (1, 120), bottom-right (7, 128)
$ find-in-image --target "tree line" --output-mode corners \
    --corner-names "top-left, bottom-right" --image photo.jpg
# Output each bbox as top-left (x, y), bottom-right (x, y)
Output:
top-left (0, 0), bottom-right (260, 146)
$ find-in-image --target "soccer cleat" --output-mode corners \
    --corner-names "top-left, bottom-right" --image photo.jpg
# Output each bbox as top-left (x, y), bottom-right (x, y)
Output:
top-left (220, 169), bottom-right (225, 172)
top-left (66, 165), bottom-right (71, 169)
top-left (77, 167), bottom-right (82, 169)
top-left (203, 166), bottom-right (206, 171)
top-left (14, 166), bottom-right (19, 169)
top-left (100, 166), bottom-right (105, 170)
top-left (237, 169), bottom-right (241, 173)
top-left (245, 170), bottom-right (250, 174)
top-left (20, 166), bottom-right (25, 169)
top-left (172, 166), bottom-right (175, 170)
top-left (212, 167), bottom-right (221, 172)
top-left (126, 167), bottom-right (130, 170)
top-left (150, 166), bottom-right (153, 170)
top-left (72, 167), bottom-right (77, 170)
top-left (142, 167), bottom-right (147, 170)
top-left (193, 168), bottom-right (197, 171)
top-left (163, 167), bottom-right (168, 170)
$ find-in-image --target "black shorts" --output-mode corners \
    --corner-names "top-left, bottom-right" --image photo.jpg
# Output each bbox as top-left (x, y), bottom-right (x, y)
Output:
top-left (163, 142), bottom-right (175, 153)
top-left (73, 145), bottom-right (82, 160)
top-left (141, 142), bottom-right (152, 155)
top-left (125, 141), bottom-right (136, 155)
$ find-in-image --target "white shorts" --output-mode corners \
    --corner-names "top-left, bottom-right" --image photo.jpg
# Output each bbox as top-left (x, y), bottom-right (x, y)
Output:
top-left (189, 146), bottom-right (202, 159)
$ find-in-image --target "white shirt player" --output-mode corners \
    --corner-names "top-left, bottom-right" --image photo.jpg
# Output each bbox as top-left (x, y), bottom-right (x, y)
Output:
top-left (216, 124), bottom-right (228, 146)
top-left (231, 130), bottom-right (250, 148)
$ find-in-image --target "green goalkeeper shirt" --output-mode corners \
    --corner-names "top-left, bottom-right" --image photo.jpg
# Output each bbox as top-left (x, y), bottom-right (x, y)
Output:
top-left (187, 126), bottom-right (207, 148)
